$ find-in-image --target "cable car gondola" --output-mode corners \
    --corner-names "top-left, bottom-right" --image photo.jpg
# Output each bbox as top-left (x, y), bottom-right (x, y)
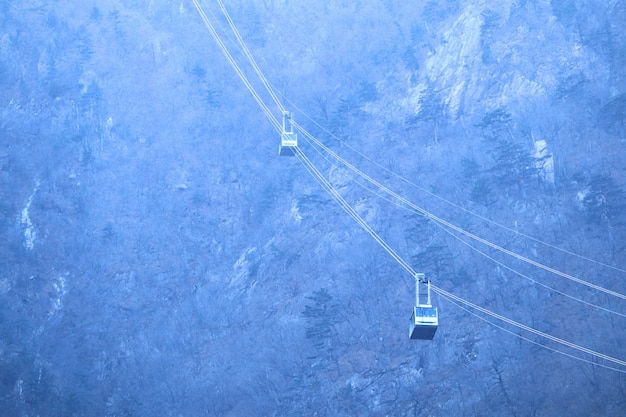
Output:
top-left (410, 273), bottom-right (438, 340)
top-left (279, 111), bottom-right (298, 156)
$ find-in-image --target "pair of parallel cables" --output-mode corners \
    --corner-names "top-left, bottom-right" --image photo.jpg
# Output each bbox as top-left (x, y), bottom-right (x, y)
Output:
top-left (191, 0), bottom-right (626, 372)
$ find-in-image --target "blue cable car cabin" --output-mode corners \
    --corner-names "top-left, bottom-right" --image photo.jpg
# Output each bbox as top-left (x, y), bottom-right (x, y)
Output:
top-left (279, 111), bottom-right (297, 156)
top-left (410, 273), bottom-right (438, 340)
top-left (410, 305), bottom-right (438, 340)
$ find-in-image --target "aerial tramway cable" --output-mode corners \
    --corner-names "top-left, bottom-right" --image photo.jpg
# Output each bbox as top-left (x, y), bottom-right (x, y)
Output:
top-left (302, 134), bottom-right (626, 318)
top-left (191, 0), bottom-right (282, 132)
top-left (443, 296), bottom-right (626, 373)
top-left (432, 221), bottom-right (626, 318)
top-left (278, 93), bottom-right (626, 275)
top-left (191, 0), bottom-right (626, 372)
top-left (296, 125), bottom-right (626, 301)
top-left (215, 0), bottom-right (286, 114)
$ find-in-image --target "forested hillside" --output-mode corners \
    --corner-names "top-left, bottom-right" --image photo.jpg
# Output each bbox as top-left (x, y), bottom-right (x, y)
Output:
top-left (1, 0), bottom-right (625, 415)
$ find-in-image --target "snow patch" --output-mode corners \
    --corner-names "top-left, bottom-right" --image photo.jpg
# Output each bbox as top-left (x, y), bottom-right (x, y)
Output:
top-left (21, 180), bottom-right (40, 250)
top-left (576, 188), bottom-right (589, 207)
top-left (401, 83), bottom-right (426, 114)
top-left (232, 247), bottom-right (257, 285)
top-left (78, 70), bottom-right (98, 94)
top-left (50, 273), bottom-right (68, 315)
top-left (534, 140), bottom-right (555, 185)
top-left (290, 201), bottom-right (303, 223)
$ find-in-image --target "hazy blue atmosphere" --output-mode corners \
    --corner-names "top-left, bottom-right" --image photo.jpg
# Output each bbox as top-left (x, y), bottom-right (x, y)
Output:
top-left (1, 0), bottom-right (626, 415)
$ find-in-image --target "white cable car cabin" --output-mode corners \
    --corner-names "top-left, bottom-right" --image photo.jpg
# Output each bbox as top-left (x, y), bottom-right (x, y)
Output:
top-left (410, 273), bottom-right (438, 340)
top-left (279, 111), bottom-right (298, 156)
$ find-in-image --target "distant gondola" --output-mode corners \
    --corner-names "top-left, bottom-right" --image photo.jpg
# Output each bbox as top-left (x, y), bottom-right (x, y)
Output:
top-left (279, 111), bottom-right (298, 156)
top-left (410, 273), bottom-right (438, 340)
